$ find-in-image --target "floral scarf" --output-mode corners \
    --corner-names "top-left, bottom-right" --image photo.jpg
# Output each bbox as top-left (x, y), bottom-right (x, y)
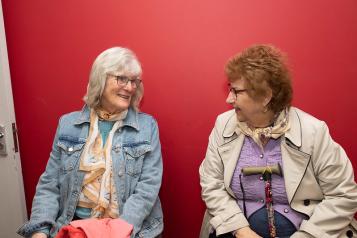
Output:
top-left (77, 108), bottom-right (127, 218)
top-left (237, 108), bottom-right (290, 150)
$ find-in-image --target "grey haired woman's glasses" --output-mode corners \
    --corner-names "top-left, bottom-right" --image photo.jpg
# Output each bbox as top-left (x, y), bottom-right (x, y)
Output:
top-left (108, 74), bottom-right (142, 89)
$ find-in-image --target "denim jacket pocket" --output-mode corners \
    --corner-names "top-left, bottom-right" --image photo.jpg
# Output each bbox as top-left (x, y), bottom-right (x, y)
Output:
top-left (123, 143), bottom-right (151, 177)
top-left (57, 137), bottom-right (85, 174)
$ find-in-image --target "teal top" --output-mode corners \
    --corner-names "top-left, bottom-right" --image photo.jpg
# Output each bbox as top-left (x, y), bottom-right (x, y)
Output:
top-left (98, 120), bottom-right (116, 145)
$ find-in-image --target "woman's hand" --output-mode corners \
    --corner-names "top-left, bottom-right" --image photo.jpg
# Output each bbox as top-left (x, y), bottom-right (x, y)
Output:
top-left (31, 232), bottom-right (47, 238)
top-left (235, 227), bottom-right (262, 238)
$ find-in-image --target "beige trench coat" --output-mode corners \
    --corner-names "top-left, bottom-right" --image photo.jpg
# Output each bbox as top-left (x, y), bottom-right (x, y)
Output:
top-left (199, 107), bottom-right (357, 238)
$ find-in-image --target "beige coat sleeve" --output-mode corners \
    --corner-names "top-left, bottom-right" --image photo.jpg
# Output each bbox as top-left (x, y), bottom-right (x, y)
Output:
top-left (291, 121), bottom-right (357, 238)
top-left (199, 119), bottom-right (249, 236)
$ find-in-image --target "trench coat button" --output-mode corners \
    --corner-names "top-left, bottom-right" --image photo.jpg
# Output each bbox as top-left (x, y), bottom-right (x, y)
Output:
top-left (259, 154), bottom-right (264, 159)
top-left (259, 176), bottom-right (264, 181)
top-left (303, 199), bottom-right (310, 206)
top-left (283, 208), bottom-right (289, 213)
top-left (346, 230), bottom-right (353, 238)
top-left (68, 147), bottom-right (74, 152)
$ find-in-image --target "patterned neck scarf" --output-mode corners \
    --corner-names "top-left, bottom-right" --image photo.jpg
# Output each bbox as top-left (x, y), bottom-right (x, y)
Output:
top-left (237, 108), bottom-right (290, 150)
top-left (95, 107), bottom-right (127, 121)
top-left (78, 108), bottom-right (127, 218)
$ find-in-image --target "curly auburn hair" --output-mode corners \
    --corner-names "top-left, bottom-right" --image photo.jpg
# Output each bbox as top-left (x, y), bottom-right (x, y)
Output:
top-left (225, 44), bottom-right (293, 114)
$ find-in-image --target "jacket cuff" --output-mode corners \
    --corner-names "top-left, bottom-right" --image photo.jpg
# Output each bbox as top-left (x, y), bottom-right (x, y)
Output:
top-left (17, 221), bottom-right (53, 237)
top-left (299, 220), bottom-right (328, 238)
top-left (210, 211), bottom-right (249, 236)
top-left (32, 226), bottom-right (50, 236)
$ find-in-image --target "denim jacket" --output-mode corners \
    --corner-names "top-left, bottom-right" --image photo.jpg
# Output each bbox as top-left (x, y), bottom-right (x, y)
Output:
top-left (17, 106), bottom-right (164, 238)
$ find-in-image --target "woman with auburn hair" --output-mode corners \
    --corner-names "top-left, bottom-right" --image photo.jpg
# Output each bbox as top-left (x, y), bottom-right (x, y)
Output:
top-left (199, 44), bottom-right (357, 238)
top-left (17, 47), bottom-right (163, 238)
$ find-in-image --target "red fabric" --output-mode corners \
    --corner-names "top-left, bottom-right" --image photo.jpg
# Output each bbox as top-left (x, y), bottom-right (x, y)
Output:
top-left (55, 218), bottom-right (133, 238)
top-left (55, 225), bottom-right (87, 238)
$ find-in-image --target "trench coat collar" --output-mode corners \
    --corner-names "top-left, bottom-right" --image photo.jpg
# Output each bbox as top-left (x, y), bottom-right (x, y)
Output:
top-left (284, 107), bottom-right (302, 148)
top-left (222, 110), bottom-right (240, 139)
top-left (74, 105), bottom-right (140, 131)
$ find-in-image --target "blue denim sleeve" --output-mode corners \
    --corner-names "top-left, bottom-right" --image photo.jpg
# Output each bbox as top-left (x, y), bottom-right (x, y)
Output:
top-left (120, 118), bottom-right (163, 236)
top-left (17, 117), bottom-right (63, 237)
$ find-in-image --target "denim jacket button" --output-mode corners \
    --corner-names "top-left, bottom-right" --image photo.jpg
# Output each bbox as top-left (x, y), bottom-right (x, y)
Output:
top-left (68, 147), bottom-right (74, 152)
top-left (118, 170), bottom-right (124, 177)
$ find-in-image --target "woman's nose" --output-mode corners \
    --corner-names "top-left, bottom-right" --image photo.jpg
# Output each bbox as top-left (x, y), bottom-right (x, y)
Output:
top-left (124, 81), bottom-right (135, 92)
top-left (226, 92), bottom-right (235, 104)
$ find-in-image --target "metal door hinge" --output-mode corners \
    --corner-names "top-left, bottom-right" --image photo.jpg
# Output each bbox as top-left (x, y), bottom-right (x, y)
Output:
top-left (12, 123), bottom-right (19, 153)
top-left (0, 124), bottom-right (20, 155)
top-left (0, 125), bottom-right (7, 155)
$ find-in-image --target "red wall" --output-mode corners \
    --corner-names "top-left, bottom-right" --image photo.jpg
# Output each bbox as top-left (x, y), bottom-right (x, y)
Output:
top-left (2, 1), bottom-right (357, 237)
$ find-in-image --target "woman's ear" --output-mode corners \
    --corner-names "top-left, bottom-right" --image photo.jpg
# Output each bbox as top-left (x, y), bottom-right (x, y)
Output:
top-left (263, 88), bottom-right (273, 107)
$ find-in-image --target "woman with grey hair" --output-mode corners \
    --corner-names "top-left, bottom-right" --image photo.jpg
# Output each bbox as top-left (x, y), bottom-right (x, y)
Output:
top-left (17, 47), bottom-right (164, 238)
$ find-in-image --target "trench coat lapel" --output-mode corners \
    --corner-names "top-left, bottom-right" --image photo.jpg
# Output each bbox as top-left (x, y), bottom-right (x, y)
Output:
top-left (218, 134), bottom-right (245, 198)
top-left (282, 108), bottom-right (311, 202)
top-left (281, 142), bottom-right (311, 202)
top-left (216, 112), bottom-right (245, 198)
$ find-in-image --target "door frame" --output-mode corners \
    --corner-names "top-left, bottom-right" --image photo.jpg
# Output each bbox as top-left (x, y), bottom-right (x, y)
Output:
top-left (0, 1), bottom-right (27, 237)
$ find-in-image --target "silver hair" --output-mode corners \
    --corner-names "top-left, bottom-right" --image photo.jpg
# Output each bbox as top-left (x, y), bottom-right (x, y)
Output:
top-left (83, 47), bottom-right (144, 111)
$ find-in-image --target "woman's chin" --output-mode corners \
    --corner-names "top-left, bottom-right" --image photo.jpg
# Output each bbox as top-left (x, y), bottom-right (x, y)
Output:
top-left (103, 102), bottom-right (130, 113)
top-left (235, 111), bottom-right (246, 122)
top-left (116, 102), bottom-right (130, 111)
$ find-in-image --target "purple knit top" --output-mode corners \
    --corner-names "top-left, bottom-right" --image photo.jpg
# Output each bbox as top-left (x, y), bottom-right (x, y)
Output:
top-left (230, 136), bottom-right (307, 229)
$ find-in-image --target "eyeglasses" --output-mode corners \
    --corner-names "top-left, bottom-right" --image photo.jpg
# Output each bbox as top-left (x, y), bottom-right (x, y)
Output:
top-left (108, 74), bottom-right (142, 88)
top-left (229, 87), bottom-right (247, 99)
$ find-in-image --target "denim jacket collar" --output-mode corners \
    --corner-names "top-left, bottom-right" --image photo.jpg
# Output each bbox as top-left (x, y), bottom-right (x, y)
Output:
top-left (74, 105), bottom-right (140, 131)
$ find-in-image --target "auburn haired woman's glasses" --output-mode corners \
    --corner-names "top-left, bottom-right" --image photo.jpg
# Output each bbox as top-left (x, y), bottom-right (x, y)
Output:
top-left (229, 87), bottom-right (247, 99)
